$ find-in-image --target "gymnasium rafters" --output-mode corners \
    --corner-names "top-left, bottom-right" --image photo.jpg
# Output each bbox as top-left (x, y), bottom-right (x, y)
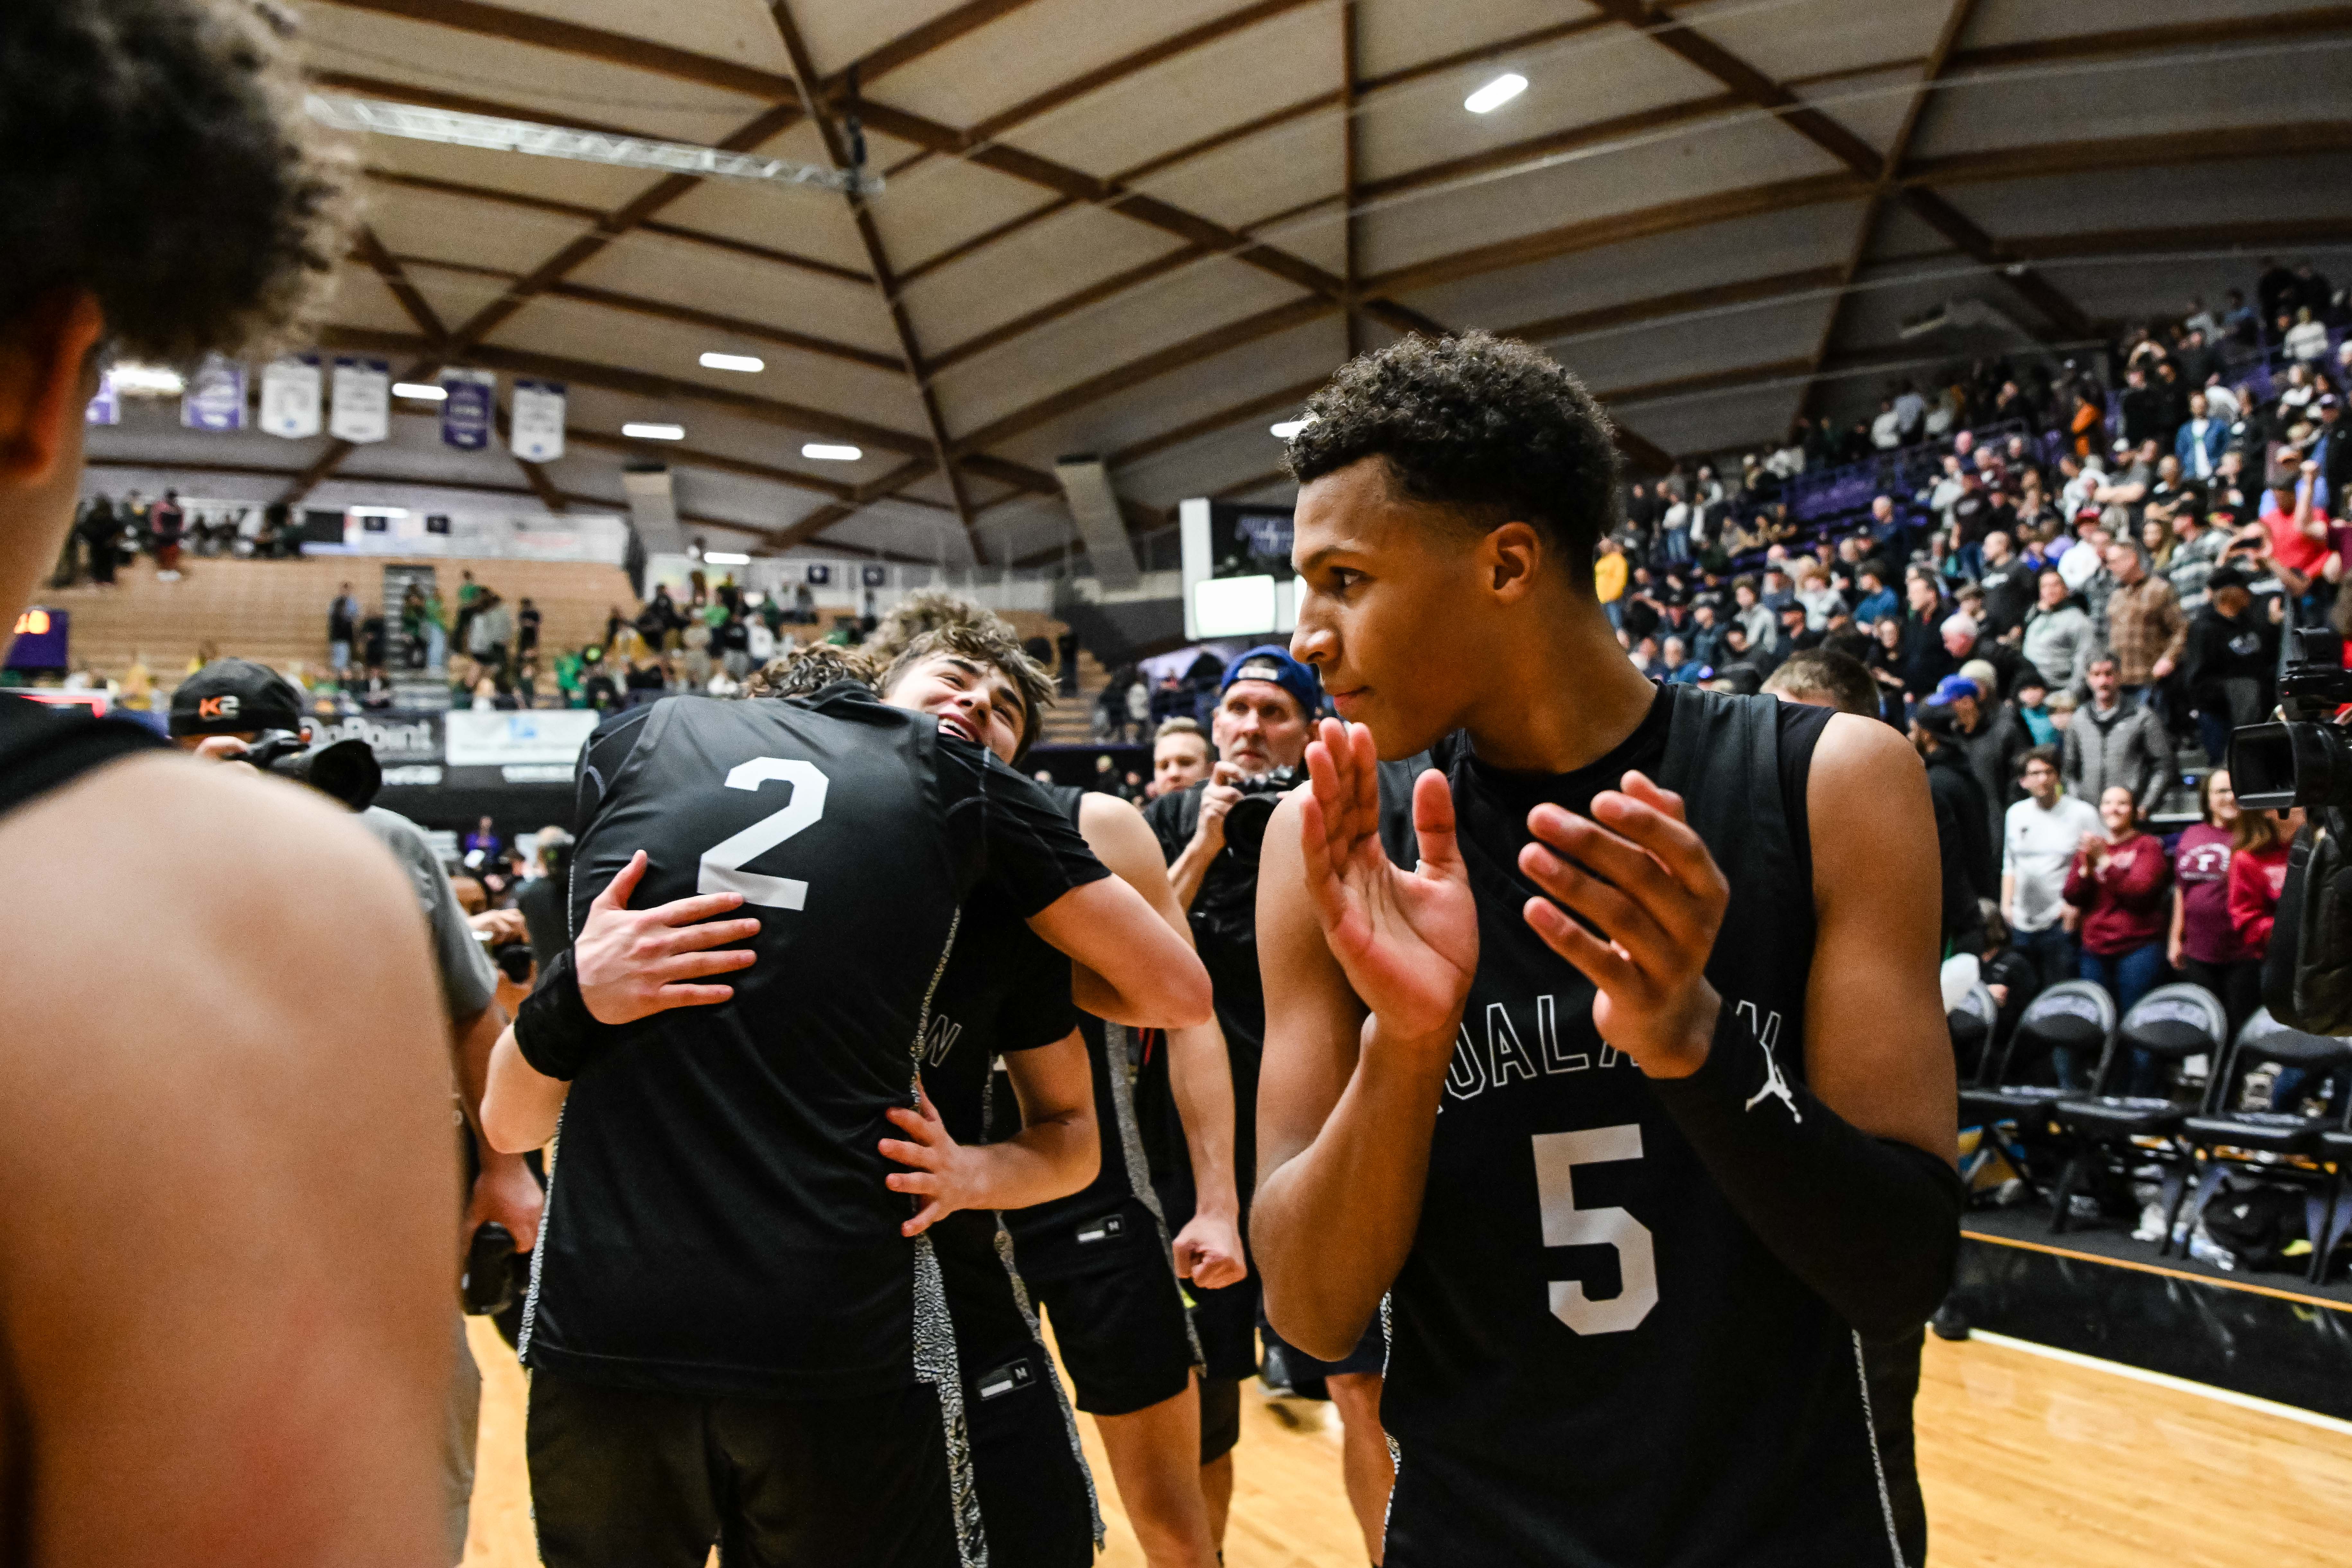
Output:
top-left (83, 0), bottom-right (2352, 565)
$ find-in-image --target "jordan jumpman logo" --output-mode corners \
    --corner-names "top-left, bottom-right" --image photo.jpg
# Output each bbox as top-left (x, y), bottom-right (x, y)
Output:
top-left (1737, 1000), bottom-right (1801, 1122)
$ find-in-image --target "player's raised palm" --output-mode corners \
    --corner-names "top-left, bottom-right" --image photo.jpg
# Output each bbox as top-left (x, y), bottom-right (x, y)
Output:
top-left (1298, 718), bottom-right (1478, 1041)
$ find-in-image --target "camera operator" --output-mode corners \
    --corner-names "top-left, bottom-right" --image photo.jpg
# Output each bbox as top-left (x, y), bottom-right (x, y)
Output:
top-left (171, 658), bottom-right (541, 1563)
top-left (1137, 646), bottom-right (1393, 1561)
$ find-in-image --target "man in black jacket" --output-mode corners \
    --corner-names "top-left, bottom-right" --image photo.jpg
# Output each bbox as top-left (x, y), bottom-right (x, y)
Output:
top-left (1914, 702), bottom-right (1995, 950)
top-left (2184, 566), bottom-right (2281, 766)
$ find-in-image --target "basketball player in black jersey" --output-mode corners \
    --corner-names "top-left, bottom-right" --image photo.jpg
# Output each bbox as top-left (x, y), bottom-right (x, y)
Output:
top-left (865, 597), bottom-right (1246, 1568)
top-left (480, 645), bottom-right (1209, 1568)
top-left (1252, 333), bottom-right (1961, 1566)
top-left (0, 4), bottom-right (458, 1562)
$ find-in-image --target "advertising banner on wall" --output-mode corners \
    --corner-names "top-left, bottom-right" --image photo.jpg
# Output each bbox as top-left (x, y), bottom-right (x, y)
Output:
top-left (442, 709), bottom-right (601, 778)
top-left (179, 356), bottom-right (247, 431)
top-left (85, 372), bottom-right (119, 426)
top-left (440, 369), bottom-right (496, 451)
top-left (330, 357), bottom-right (391, 444)
top-left (510, 379), bottom-right (567, 462)
top-left (260, 355), bottom-right (323, 439)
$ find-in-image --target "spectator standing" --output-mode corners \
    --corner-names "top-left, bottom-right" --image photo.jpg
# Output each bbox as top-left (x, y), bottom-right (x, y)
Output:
top-left (2285, 306), bottom-right (2330, 363)
top-left (1976, 533), bottom-right (2032, 637)
top-left (1914, 703), bottom-right (1996, 951)
top-left (463, 814), bottom-right (503, 864)
top-left (1897, 575), bottom-right (1958, 702)
top-left (2020, 569), bottom-right (2093, 689)
top-left (2170, 769), bottom-right (2262, 1036)
top-left (2003, 747), bottom-right (2101, 996)
top-left (468, 590), bottom-right (512, 678)
top-left (453, 568), bottom-right (482, 651)
top-left (2162, 506), bottom-right (2228, 617)
top-left (149, 488), bottom-right (185, 579)
top-left (2011, 674), bottom-right (2056, 745)
top-left (1850, 561), bottom-right (1898, 626)
top-left (2176, 393), bottom-right (2227, 480)
top-left (327, 580), bottom-right (359, 673)
top-left (2064, 785), bottom-right (2175, 1058)
top-left (2062, 656), bottom-right (2174, 820)
top-left (515, 597), bottom-right (541, 660)
top-left (1940, 671), bottom-right (2029, 849)
top-left (2100, 542), bottom-right (2187, 708)
top-left (2184, 565), bottom-right (2281, 765)
top-left (2227, 805), bottom-right (2300, 961)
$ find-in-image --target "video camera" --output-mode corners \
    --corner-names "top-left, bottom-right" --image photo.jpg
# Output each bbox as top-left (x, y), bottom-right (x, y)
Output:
top-left (2231, 629), bottom-right (2352, 1034)
top-left (237, 729), bottom-right (384, 812)
top-left (1221, 765), bottom-right (1305, 864)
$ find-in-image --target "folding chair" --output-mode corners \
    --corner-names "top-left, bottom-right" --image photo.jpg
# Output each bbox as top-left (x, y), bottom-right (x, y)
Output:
top-left (1960, 980), bottom-right (2114, 1204)
top-left (2050, 984), bottom-right (2226, 1245)
top-left (2177, 1010), bottom-right (2352, 1267)
top-left (1950, 981), bottom-right (1999, 1088)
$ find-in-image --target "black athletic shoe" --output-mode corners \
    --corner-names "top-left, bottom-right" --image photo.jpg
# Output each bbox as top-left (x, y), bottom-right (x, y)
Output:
top-left (1930, 1302), bottom-right (1971, 1342)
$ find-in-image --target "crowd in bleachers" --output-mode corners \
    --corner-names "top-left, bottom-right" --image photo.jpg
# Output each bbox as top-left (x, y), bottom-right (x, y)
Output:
top-left (55, 490), bottom-right (304, 585)
top-left (1597, 257), bottom-right (2349, 1271)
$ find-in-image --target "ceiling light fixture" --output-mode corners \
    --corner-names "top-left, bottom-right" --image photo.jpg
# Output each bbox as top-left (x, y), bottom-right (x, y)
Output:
top-left (347, 506), bottom-right (410, 519)
top-left (393, 382), bottom-right (447, 401)
top-left (702, 551), bottom-right (751, 566)
top-left (107, 364), bottom-right (186, 396)
top-left (623, 422), bottom-right (685, 440)
top-left (1464, 73), bottom-right (1528, 114)
top-left (305, 95), bottom-right (881, 196)
top-left (1270, 418), bottom-right (1313, 439)
top-left (802, 443), bottom-right (862, 461)
top-left (700, 351), bottom-right (764, 373)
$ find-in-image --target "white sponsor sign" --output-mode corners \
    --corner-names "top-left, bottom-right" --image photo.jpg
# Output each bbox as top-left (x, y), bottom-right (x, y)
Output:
top-left (510, 379), bottom-right (567, 462)
top-left (443, 708), bottom-right (601, 769)
top-left (331, 357), bottom-right (391, 443)
top-left (260, 355), bottom-right (323, 438)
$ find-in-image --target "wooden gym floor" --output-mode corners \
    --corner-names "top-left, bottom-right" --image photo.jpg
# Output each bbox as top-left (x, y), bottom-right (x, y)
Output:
top-left (459, 1318), bottom-right (2352, 1566)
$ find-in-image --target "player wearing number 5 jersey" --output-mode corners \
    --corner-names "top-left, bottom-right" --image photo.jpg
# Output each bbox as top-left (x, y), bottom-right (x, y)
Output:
top-left (481, 668), bottom-right (1210, 1568)
top-left (1251, 334), bottom-right (1961, 1567)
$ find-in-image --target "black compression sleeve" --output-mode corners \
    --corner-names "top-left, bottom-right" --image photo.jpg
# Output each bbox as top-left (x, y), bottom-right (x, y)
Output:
top-left (512, 950), bottom-right (617, 1082)
top-left (1646, 1003), bottom-right (1963, 1341)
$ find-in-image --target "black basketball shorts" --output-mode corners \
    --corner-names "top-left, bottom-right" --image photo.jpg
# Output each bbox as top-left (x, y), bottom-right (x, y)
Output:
top-left (965, 1340), bottom-right (1099, 1568)
top-left (526, 1366), bottom-right (961, 1568)
top-left (1026, 1245), bottom-right (1201, 1417)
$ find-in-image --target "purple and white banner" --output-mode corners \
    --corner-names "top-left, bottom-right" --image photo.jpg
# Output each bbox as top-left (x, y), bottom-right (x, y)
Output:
top-left (85, 372), bottom-right (119, 426)
top-left (330, 357), bottom-right (390, 444)
top-left (180, 356), bottom-right (247, 431)
top-left (440, 368), bottom-right (496, 451)
top-left (510, 378), bottom-right (567, 462)
top-left (260, 354), bottom-right (323, 439)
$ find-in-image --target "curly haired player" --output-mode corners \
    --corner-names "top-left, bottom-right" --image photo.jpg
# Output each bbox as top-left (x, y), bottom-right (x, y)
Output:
top-left (1251, 333), bottom-right (1960, 1567)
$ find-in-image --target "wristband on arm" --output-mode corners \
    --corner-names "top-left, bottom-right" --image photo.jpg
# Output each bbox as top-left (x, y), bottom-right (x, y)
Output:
top-left (513, 949), bottom-right (616, 1082)
top-left (1646, 1001), bottom-right (1963, 1341)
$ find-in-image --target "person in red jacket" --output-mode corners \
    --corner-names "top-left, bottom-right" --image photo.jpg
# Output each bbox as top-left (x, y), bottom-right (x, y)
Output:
top-left (2065, 784), bottom-right (2174, 1090)
top-left (2227, 804), bottom-right (2300, 957)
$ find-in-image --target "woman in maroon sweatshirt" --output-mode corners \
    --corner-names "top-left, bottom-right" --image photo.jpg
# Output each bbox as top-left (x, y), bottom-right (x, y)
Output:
top-left (2066, 784), bottom-right (2174, 1091)
top-left (2226, 805), bottom-right (2298, 959)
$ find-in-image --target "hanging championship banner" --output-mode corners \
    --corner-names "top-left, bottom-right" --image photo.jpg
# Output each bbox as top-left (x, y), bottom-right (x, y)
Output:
top-left (180, 356), bottom-right (247, 431)
top-left (259, 354), bottom-right (323, 439)
top-left (440, 369), bottom-right (495, 451)
top-left (510, 379), bottom-right (567, 462)
top-left (85, 371), bottom-right (120, 426)
top-left (330, 357), bottom-right (391, 444)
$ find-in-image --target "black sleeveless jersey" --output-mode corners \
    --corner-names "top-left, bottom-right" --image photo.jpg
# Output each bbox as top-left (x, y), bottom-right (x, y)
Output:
top-left (522, 684), bottom-right (1107, 1398)
top-left (1371, 684), bottom-right (1898, 1567)
top-left (0, 695), bottom-right (162, 818)
top-left (996, 787), bottom-right (1186, 1277)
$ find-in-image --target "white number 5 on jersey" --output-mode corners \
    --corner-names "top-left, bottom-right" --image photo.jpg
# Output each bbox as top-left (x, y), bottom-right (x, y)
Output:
top-left (699, 758), bottom-right (829, 910)
top-left (1531, 1125), bottom-right (1659, 1335)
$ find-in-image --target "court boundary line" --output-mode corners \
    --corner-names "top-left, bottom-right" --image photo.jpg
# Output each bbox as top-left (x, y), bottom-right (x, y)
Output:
top-left (1965, 1330), bottom-right (2352, 1438)
top-left (1962, 1226), bottom-right (2352, 1315)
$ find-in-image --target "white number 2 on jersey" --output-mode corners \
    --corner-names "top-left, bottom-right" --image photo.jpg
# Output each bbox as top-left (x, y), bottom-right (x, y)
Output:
top-left (1531, 1125), bottom-right (1658, 1335)
top-left (698, 758), bottom-right (829, 911)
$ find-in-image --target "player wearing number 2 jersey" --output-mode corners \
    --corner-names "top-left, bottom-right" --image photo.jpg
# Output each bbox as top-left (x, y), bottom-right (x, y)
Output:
top-left (482, 664), bottom-right (1210, 1568)
top-left (1252, 335), bottom-right (1961, 1567)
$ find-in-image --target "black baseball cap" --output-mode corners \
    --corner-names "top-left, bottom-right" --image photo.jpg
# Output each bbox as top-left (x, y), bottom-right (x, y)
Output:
top-left (170, 658), bottom-right (306, 737)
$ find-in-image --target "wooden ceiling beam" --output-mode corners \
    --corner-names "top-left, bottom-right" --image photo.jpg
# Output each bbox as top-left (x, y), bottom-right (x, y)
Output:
top-left (766, 0), bottom-right (984, 557)
top-left (1794, 0), bottom-right (1980, 426)
top-left (359, 166), bottom-right (876, 286)
top-left (1948, 6), bottom-right (2352, 73)
top-left (310, 0), bottom-right (797, 98)
top-left (1905, 120), bottom-right (2352, 188)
